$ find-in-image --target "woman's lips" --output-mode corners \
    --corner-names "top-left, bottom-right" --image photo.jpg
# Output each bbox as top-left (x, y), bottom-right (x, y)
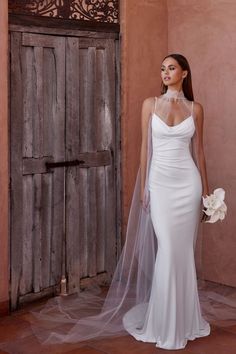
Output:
top-left (164, 76), bottom-right (171, 80)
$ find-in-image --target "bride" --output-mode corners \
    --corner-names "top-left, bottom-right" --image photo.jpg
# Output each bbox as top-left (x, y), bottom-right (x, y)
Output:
top-left (123, 53), bottom-right (210, 349)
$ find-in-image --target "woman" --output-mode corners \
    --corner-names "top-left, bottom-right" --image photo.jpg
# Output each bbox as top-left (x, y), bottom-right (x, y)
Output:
top-left (123, 53), bottom-right (211, 349)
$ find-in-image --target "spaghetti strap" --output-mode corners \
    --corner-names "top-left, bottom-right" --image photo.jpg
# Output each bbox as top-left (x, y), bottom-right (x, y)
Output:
top-left (191, 101), bottom-right (194, 117)
top-left (153, 97), bottom-right (157, 114)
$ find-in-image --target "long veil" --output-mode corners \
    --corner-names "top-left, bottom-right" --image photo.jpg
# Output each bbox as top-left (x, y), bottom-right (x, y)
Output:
top-left (29, 92), bottom-right (236, 343)
top-left (30, 92), bottom-right (236, 343)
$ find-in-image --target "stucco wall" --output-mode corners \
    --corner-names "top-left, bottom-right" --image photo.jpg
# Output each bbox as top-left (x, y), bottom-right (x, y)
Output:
top-left (0, 0), bottom-right (9, 314)
top-left (120, 0), bottom-right (168, 237)
top-left (167, 0), bottom-right (236, 286)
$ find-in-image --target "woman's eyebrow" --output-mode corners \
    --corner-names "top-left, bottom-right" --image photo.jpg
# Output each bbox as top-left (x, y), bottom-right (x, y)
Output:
top-left (161, 64), bottom-right (176, 68)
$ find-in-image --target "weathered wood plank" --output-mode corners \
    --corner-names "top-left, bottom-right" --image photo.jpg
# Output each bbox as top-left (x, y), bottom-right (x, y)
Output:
top-left (49, 36), bottom-right (66, 287)
top-left (29, 36), bottom-right (65, 289)
top-left (41, 173), bottom-right (53, 289)
top-left (73, 49), bottom-right (88, 278)
top-left (86, 46), bottom-right (97, 277)
top-left (32, 174), bottom-right (42, 293)
top-left (78, 47), bottom-right (88, 278)
top-left (43, 47), bottom-right (56, 157)
top-left (115, 38), bottom-right (122, 255)
top-left (78, 170), bottom-right (88, 278)
top-left (104, 39), bottom-right (117, 278)
top-left (80, 150), bottom-right (112, 167)
top-left (23, 157), bottom-right (53, 175)
top-left (79, 38), bottom-right (107, 49)
top-left (52, 37), bottom-right (66, 160)
top-left (65, 37), bottom-right (81, 294)
top-left (10, 31), bottom-right (24, 310)
top-left (20, 175), bottom-right (33, 295)
top-left (88, 167), bottom-right (97, 278)
top-left (22, 46), bottom-right (33, 158)
top-left (95, 167), bottom-right (106, 272)
top-left (95, 47), bottom-right (106, 272)
top-left (78, 48), bottom-right (88, 152)
top-left (23, 151), bottom-right (112, 175)
top-left (9, 14), bottom-right (120, 35)
top-left (50, 170), bottom-right (65, 287)
top-left (19, 284), bottom-right (60, 306)
top-left (23, 32), bottom-right (62, 48)
top-left (32, 46), bottom-right (44, 158)
top-left (10, 23), bottom-right (119, 39)
top-left (65, 37), bottom-right (80, 156)
top-left (65, 168), bottom-right (80, 293)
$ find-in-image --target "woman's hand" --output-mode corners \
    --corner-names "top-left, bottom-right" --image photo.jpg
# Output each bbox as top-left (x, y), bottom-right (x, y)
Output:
top-left (201, 208), bottom-right (208, 222)
top-left (140, 190), bottom-right (150, 212)
top-left (201, 192), bottom-right (209, 222)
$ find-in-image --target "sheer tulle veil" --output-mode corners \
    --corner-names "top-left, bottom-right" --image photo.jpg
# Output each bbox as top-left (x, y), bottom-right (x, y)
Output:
top-left (31, 91), bottom-right (236, 345)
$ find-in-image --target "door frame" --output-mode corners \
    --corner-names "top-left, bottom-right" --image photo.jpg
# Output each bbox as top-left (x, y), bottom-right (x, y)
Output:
top-left (8, 15), bottom-right (121, 309)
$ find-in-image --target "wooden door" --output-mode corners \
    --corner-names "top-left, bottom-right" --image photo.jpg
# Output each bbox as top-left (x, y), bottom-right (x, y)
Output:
top-left (10, 30), bottom-right (119, 309)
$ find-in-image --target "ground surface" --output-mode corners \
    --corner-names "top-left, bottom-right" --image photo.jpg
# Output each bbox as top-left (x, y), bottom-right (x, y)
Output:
top-left (0, 290), bottom-right (236, 354)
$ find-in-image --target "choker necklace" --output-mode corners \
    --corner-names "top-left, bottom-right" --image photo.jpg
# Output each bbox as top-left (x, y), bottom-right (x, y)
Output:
top-left (163, 90), bottom-right (185, 100)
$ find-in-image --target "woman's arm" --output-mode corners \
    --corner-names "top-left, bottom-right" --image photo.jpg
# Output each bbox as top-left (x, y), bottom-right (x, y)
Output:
top-left (140, 97), bottom-right (153, 202)
top-left (194, 102), bottom-right (209, 197)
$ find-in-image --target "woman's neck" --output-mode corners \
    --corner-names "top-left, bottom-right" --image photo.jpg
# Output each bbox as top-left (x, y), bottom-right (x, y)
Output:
top-left (164, 88), bottom-right (185, 99)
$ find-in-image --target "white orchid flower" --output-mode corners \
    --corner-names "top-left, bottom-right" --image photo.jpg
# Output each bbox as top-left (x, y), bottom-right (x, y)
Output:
top-left (213, 188), bottom-right (225, 202)
top-left (202, 188), bottom-right (227, 224)
top-left (206, 202), bottom-right (227, 223)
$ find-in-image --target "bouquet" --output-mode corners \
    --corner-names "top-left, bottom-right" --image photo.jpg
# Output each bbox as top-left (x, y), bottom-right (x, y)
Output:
top-left (202, 188), bottom-right (227, 223)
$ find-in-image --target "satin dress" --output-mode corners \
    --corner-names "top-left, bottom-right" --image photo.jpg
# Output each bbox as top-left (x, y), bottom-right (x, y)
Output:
top-left (123, 103), bottom-right (210, 349)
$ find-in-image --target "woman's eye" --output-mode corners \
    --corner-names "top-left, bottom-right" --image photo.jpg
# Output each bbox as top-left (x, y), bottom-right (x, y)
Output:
top-left (161, 68), bottom-right (165, 71)
top-left (169, 66), bottom-right (175, 70)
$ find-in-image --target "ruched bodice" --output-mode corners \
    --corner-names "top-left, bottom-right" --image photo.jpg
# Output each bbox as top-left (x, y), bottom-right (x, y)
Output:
top-left (149, 113), bottom-right (201, 195)
top-left (151, 113), bottom-right (194, 162)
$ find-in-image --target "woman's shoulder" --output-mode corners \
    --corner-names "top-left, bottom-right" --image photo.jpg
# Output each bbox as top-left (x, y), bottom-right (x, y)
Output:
top-left (142, 96), bottom-right (155, 108)
top-left (141, 97), bottom-right (156, 125)
top-left (192, 101), bottom-right (204, 126)
top-left (141, 97), bottom-right (156, 117)
top-left (193, 101), bottom-right (203, 111)
top-left (193, 101), bottom-right (204, 117)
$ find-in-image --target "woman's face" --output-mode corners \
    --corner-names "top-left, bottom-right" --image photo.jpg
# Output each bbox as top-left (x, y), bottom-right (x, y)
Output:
top-left (161, 57), bottom-right (187, 87)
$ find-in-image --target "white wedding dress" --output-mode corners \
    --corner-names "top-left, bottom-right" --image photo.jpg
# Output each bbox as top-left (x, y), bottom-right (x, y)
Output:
top-left (123, 94), bottom-right (211, 350)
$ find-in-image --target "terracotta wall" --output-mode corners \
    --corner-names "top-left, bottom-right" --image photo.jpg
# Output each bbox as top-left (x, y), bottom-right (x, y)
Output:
top-left (167, 0), bottom-right (236, 287)
top-left (120, 0), bottom-right (167, 236)
top-left (0, 0), bottom-right (9, 314)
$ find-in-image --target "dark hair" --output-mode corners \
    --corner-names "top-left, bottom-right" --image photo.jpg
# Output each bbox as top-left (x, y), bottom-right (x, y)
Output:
top-left (161, 53), bottom-right (194, 101)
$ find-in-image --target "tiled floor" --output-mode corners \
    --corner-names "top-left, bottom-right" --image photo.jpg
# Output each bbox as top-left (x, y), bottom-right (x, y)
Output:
top-left (0, 298), bottom-right (236, 354)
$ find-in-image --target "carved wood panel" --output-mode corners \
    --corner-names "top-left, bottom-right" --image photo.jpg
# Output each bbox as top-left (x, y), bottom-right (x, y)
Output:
top-left (9, 0), bottom-right (119, 23)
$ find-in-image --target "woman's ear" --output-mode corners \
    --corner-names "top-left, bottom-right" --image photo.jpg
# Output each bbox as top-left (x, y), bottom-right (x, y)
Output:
top-left (182, 70), bottom-right (188, 79)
